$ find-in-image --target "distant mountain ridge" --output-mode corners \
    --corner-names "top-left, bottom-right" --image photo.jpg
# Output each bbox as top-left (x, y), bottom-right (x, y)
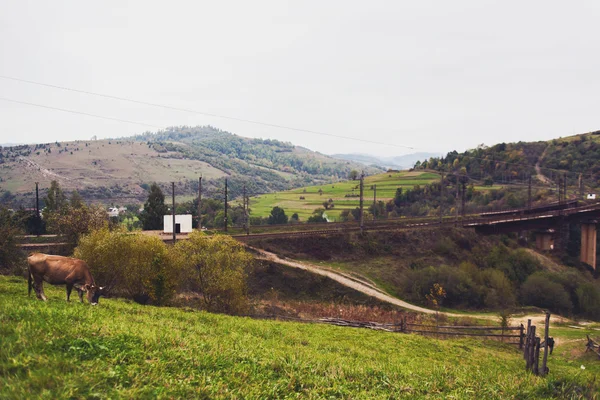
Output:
top-left (331, 152), bottom-right (442, 170)
top-left (0, 126), bottom-right (382, 206)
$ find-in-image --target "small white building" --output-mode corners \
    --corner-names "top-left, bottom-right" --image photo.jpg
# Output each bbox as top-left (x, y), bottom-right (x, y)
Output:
top-left (163, 214), bottom-right (193, 234)
top-left (587, 193), bottom-right (596, 200)
top-left (107, 207), bottom-right (119, 218)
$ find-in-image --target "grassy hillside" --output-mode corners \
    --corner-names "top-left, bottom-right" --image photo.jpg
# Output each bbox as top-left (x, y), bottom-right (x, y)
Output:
top-left (0, 126), bottom-right (379, 206)
top-left (246, 170), bottom-right (507, 221)
top-left (1, 276), bottom-right (598, 399)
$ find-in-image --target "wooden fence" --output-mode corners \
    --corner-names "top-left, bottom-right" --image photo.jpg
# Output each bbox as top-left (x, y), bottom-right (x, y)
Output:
top-left (257, 313), bottom-right (555, 376)
top-left (522, 313), bottom-right (553, 376)
top-left (255, 314), bottom-right (526, 347)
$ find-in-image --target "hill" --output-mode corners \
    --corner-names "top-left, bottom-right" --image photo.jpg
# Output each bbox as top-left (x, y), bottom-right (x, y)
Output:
top-left (419, 130), bottom-right (600, 190)
top-left (0, 276), bottom-right (598, 398)
top-left (246, 170), bottom-right (444, 221)
top-left (0, 126), bottom-right (381, 206)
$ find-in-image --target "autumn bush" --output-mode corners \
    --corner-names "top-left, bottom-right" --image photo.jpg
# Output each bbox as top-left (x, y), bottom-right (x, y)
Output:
top-left (75, 229), bottom-right (179, 305)
top-left (174, 232), bottom-right (253, 315)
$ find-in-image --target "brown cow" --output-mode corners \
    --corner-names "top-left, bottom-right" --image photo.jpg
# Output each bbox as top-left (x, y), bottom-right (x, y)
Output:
top-left (27, 253), bottom-right (105, 305)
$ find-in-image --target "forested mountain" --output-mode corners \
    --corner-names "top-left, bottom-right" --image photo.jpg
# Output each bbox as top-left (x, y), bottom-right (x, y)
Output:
top-left (0, 126), bottom-right (380, 206)
top-left (418, 130), bottom-right (600, 187)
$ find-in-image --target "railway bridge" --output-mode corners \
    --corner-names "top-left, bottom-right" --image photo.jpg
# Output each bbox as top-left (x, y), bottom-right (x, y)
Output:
top-left (464, 201), bottom-right (600, 269)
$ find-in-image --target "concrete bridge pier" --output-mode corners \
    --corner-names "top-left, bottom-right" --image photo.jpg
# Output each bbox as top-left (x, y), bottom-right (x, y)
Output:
top-left (580, 223), bottom-right (597, 270)
top-left (535, 230), bottom-right (554, 251)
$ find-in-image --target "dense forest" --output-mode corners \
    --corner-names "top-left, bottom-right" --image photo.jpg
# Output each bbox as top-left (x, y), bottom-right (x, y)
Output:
top-left (417, 130), bottom-right (600, 188)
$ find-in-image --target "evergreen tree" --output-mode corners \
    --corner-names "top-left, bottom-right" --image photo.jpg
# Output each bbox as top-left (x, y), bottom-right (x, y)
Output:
top-left (44, 180), bottom-right (66, 213)
top-left (140, 184), bottom-right (168, 230)
top-left (267, 206), bottom-right (288, 225)
top-left (70, 190), bottom-right (84, 209)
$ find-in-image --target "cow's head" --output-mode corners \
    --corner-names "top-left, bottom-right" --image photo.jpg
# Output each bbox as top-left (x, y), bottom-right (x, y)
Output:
top-left (84, 284), bottom-right (105, 305)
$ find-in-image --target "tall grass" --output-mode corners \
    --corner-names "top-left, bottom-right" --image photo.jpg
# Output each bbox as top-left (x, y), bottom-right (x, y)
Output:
top-left (0, 276), bottom-right (598, 399)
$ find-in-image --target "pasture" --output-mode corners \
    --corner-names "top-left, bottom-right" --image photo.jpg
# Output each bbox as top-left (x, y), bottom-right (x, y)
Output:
top-left (247, 171), bottom-right (505, 221)
top-left (247, 171), bottom-right (441, 221)
top-left (0, 276), bottom-right (598, 399)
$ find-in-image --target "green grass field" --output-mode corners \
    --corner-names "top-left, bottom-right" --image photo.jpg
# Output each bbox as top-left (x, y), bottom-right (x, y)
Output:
top-left (1, 276), bottom-right (598, 399)
top-left (247, 171), bottom-right (505, 221)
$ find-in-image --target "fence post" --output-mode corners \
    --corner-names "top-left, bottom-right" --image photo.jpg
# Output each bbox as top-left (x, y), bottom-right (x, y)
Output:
top-left (524, 319), bottom-right (532, 360)
top-left (526, 325), bottom-right (536, 370)
top-left (533, 336), bottom-right (541, 376)
top-left (519, 324), bottom-right (524, 350)
top-left (541, 312), bottom-right (551, 376)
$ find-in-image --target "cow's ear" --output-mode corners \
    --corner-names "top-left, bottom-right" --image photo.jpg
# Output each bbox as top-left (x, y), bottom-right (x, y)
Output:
top-left (84, 284), bottom-right (91, 291)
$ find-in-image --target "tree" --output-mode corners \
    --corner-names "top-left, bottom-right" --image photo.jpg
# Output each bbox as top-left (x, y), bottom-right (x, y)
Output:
top-left (139, 183), bottom-right (168, 230)
top-left (349, 170), bottom-right (359, 180)
top-left (174, 233), bottom-right (253, 314)
top-left (307, 208), bottom-right (327, 223)
top-left (70, 190), bottom-right (84, 209)
top-left (46, 204), bottom-right (108, 247)
top-left (268, 206), bottom-right (288, 225)
top-left (0, 206), bottom-right (22, 273)
top-left (44, 180), bottom-right (66, 214)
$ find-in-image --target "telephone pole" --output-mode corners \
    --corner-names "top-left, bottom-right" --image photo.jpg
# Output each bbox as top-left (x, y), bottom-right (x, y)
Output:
top-left (461, 182), bottom-right (466, 217)
top-left (563, 173), bottom-right (567, 203)
top-left (439, 172), bottom-right (445, 224)
top-left (373, 184), bottom-right (377, 205)
top-left (224, 178), bottom-right (228, 232)
top-left (455, 176), bottom-right (459, 224)
top-left (579, 173), bottom-right (583, 198)
top-left (243, 184), bottom-right (248, 235)
top-left (528, 175), bottom-right (532, 209)
top-left (197, 176), bottom-right (202, 230)
top-left (359, 172), bottom-right (364, 233)
top-left (35, 182), bottom-right (40, 236)
top-left (171, 182), bottom-right (176, 243)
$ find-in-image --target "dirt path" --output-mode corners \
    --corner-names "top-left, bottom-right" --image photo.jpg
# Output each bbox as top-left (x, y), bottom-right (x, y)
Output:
top-left (248, 246), bottom-right (572, 326)
top-left (535, 146), bottom-right (552, 184)
top-left (250, 246), bottom-right (465, 316)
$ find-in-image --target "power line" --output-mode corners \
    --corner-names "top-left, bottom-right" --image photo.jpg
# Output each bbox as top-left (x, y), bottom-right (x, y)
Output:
top-left (0, 97), bottom-right (162, 129)
top-left (0, 75), bottom-right (416, 150)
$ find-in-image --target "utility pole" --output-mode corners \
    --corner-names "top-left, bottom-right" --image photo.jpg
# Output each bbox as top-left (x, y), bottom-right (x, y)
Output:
top-left (243, 184), bottom-right (248, 234)
top-left (359, 172), bottom-right (364, 233)
top-left (171, 182), bottom-right (176, 243)
top-left (528, 175), bottom-right (532, 209)
top-left (579, 173), bottom-right (583, 198)
top-left (35, 182), bottom-right (40, 236)
top-left (455, 176), bottom-right (459, 224)
top-left (224, 178), bottom-right (228, 232)
top-left (439, 172), bottom-right (445, 224)
top-left (563, 173), bottom-right (567, 203)
top-left (197, 176), bottom-right (202, 230)
top-left (245, 192), bottom-right (250, 235)
top-left (373, 184), bottom-right (377, 205)
top-left (461, 182), bottom-right (466, 217)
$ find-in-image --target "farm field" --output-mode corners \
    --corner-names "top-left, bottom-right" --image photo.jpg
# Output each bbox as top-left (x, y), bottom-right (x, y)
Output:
top-left (247, 171), bottom-right (505, 221)
top-left (0, 276), bottom-right (598, 399)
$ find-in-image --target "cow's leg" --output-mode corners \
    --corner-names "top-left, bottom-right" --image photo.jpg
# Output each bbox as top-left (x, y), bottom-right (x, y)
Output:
top-left (66, 284), bottom-right (73, 302)
top-left (33, 276), bottom-right (47, 301)
top-left (77, 288), bottom-right (84, 303)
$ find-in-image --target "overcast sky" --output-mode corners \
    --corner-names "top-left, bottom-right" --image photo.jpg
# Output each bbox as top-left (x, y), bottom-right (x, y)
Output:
top-left (1, 1), bottom-right (599, 157)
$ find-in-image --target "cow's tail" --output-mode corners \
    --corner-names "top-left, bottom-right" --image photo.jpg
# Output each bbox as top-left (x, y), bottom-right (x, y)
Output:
top-left (28, 267), bottom-right (32, 297)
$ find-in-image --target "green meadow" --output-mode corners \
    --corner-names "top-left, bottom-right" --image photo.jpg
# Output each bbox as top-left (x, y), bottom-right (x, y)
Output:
top-left (248, 171), bottom-right (441, 221)
top-left (1, 275), bottom-right (598, 399)
top-left (247, 171), bottom-right (505, 221)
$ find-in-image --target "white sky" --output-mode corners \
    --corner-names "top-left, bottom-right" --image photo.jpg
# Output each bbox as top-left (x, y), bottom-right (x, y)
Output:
top-left (1, 0), bottom-right (599, 157)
